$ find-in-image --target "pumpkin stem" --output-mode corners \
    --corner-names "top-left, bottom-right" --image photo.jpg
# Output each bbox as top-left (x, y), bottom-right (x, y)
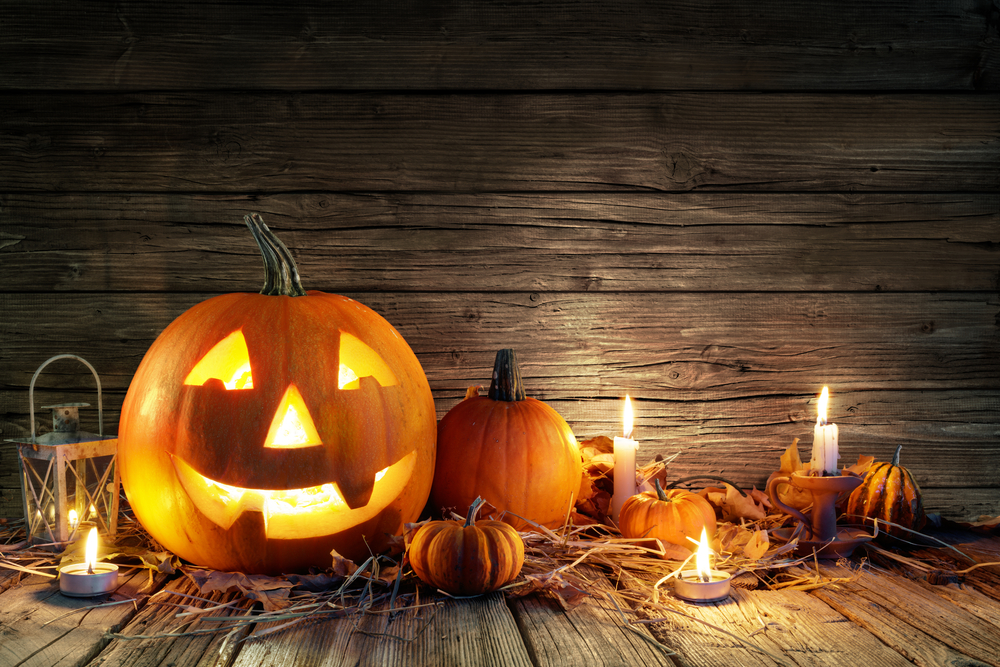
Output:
top-left (465, 497), bottom-right (486, 527)
top-left (891, 444), bottom-right (903, 467)
top-left (654, 479), bottom-right (668, 502)
top-left (487, 349), bottom-right (526, 402)
top-left (245, 213), bottom-right (307, 297)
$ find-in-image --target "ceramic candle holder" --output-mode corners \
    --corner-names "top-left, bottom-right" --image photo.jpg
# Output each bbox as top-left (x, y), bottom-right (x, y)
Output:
top-left (767, 470), bottom-right (872, 558)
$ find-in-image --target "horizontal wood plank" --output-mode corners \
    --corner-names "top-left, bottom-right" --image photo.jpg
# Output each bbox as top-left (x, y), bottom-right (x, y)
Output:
top-left (0, 570), bottom-right (165, 667)
top-left (507, 567), bottom-right (671, 666)
top-left (815, 564), bottom-right (1000, 667)
top-left (231, 592), bottom-right (533, 667)
top-left (2, 1), bottom-right (995, 91)
top-left (3, 94), bottom-right (997, 193)
top-left (2, 192), bottom-right (998, 293)
top-left (90, 576), bottom-right (256, 667)
top-left (645, 587), bottom-right (914, 667)
top-left (3, 292), bottom-right (996, 397)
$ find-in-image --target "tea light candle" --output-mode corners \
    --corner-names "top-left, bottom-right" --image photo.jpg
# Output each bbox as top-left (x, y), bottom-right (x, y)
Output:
top-left (674, 528), bottom-right (732, 603)
top-left (612, 395), bottom-right (637, 522)
top-left (59, 527), bottom-right (118, 597)
top-left (809, 386), bottom-right (839, 475)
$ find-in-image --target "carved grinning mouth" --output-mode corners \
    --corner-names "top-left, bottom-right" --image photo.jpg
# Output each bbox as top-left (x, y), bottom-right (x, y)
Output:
top-left (172, 451), bottom-right (417, 540)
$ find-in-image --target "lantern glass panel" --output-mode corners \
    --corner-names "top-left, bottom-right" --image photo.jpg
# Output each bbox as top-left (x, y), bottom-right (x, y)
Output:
top-left (17, 440), bottom-right (119, 546)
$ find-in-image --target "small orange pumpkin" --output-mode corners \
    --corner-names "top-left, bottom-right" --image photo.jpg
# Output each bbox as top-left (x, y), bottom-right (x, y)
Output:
top-left (619, 481), bottom-right (717, 553)
top-left (846, 445), bottom-right (926, 539)
top-left (430, 349), bottom-right (582, 530)
top-left (408, 498), bottom-right (525, 596)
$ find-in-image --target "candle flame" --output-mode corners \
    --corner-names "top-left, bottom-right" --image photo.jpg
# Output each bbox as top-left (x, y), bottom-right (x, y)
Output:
top-left (68, 509), bottom-right (79, 528)
top-left (695, 527), bottom-right (712, 582)
top-left (817, 386), bottom-right (829, 427)
top-left (85, 527), bottom-right (98, 574)
top-left (622, 395), bottom-right (633, 440)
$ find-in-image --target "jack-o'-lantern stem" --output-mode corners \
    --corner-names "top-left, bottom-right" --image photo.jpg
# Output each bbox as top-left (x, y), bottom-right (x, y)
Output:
top-left (487, 349), bottom-right (526, 402)
top-left (244, 213), bottom-right (307, 297)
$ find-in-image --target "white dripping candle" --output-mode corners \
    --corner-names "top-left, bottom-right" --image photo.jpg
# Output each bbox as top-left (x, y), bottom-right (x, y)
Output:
top-left (612, 395), bottom-right (638, 522)
top-left (810, 386), bottom-right (839, 475)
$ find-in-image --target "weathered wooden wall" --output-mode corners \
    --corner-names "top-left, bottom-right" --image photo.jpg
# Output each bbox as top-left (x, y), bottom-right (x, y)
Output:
top-left (1, 1), bottom-right (998, 519)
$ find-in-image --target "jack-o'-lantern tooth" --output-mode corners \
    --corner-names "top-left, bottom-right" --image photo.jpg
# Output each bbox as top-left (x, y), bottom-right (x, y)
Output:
top-left (184, 329), bottom-right (254, 390)
top-left (264, 384), bottom-right (322, 449)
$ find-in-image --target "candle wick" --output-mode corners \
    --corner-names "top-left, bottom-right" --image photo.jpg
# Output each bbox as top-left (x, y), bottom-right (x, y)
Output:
top-left (699, 571), bottom-right (710, 583)
top-left (87, 562), bottom-right (95, 575)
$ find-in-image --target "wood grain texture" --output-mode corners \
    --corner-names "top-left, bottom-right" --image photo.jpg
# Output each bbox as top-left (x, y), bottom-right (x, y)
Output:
top-left (0, 570), bottom-right (165, 667)
top-left (3, 93), bottom-right (998, 193)
top-left (230, 592), bottom-right (533, 667)
top-left (507, 567), bottom-right (672, 667)
top-left (814, 564), bottom-right (1000, 667)
top-left (91, 577), bottom-right (256, 667)
top-left (4, 292), bottom-right (996, 397)
top-left (645, 587), bottom-right (914, 667)
top-left (1, 1), bottom-right (996, 91)
top-left (2, 192), bottom-right (998, 293)
top-left (2, 290), bottom-right (997, 517)
top-left (811, 583), bottom-right (992, 667)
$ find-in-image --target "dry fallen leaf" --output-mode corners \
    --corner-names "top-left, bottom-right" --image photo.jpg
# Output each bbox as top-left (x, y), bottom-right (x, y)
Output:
top-left (767, 439), bottom-right (813, 511)
top-left (330, 548), bottom-right (359, 577)
top-left (743, 529), bottom-right (770, 561)
top-left (513, 570), bottom-right (589, 610)
top-left (188, 569), bottom-right (295, 612)
top-left (700, 483), bottom-right (769, 521)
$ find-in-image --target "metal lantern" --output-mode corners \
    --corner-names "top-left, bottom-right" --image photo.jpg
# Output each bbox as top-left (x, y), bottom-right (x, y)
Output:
top-left (4, 355), bottom-right (119, 546)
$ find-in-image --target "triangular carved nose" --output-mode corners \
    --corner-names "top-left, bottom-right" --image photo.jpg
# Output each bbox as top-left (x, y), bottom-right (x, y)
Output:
top-left (264, 384), bottom-right (322, 449)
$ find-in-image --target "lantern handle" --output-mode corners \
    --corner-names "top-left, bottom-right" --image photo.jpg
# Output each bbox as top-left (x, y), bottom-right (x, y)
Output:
top-left (28, 354), bottom-right (104, 444)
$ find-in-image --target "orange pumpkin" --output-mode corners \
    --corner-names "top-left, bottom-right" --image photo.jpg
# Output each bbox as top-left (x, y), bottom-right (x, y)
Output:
top-left (619, 481), bottom-right (717, 553)
top-left (846, 445), bottom-right (926, 539)
top-left (118, 213), bottom-right (436, 574)
top-left (408, 497), bottom-right (525, 595)
top-left (430, 349), bottom-right (582, 531)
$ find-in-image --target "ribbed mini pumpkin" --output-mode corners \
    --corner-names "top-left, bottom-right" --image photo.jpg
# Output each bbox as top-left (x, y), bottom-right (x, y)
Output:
top-left (618, 481), bottom-right (717, 553)
top-left (430, 349), bottom-right (582, 531)
top-left (409, 498), bottom-right (525, 595)
top-left (845, 445), bottom-right (926, 539)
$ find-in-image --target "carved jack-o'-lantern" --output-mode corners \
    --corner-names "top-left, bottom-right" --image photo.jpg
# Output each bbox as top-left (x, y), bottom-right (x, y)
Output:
top-left (118, 214), bottom-right (436, 574)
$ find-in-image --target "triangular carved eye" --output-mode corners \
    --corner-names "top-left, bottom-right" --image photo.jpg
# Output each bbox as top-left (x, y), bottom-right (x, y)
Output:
top-left (338, 332), bottom-right (398, 390)
top-left (184, 330), bottom-right (253, 390)
top-left (264, 384), bottom-right (322, 449)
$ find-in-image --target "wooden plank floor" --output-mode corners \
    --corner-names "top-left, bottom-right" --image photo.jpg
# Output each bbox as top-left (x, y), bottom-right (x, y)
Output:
top-left (3, 531), bottom-right (1000, 667)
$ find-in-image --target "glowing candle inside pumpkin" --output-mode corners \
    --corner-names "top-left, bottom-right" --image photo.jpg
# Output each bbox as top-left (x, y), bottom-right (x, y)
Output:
top-left (68, 509), bottom-right (79, 529)
top-left (810, 387), bottom-right (839, 476)
top-left (612, 395), bottom-right (638, 523)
